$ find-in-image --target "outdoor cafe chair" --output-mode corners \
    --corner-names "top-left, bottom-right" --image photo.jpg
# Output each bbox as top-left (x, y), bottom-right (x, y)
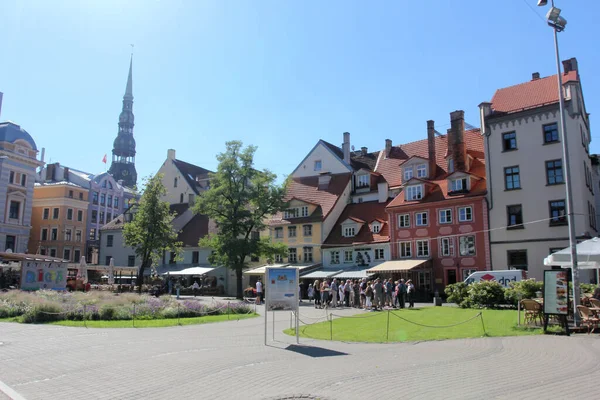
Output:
top-left (521, 299), bottom-right (543, 326)
top-left (576, 305), bottom-right (600, 334)
top-left (589, 298), bottom-right (600, 309)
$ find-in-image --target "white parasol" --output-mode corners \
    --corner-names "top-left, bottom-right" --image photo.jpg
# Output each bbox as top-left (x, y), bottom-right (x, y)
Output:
top-left (108, 257), bottom-right (115, 285)
top-left (76, 256), bottom-right (88, 284)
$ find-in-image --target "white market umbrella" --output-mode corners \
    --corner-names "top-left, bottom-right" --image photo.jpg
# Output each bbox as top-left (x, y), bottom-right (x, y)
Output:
top-left (108, 257), bottom-right (115, 285)
top-left (544, 237), bottom-right (600, 269)
top-left (76, 256), bottom-right (88, 284)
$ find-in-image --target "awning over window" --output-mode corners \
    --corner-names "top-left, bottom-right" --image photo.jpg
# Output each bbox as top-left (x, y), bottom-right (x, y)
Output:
top-left (367, 259), bottom-right (429, 274)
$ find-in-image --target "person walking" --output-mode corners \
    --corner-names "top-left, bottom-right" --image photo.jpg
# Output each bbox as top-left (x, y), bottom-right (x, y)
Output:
top-left (406, 279), bottom-right (415, 308)
top-left (330, 279), bottom-right (338, 308)
top-left (192, 280), bottom-right (200, 297)
top-left (397, 279), bottom-right (406, 309)
top-left (308, 284), bottom-right (315, 303)
top-left (256, 278), bottom-right (263, 305)
top-left (313, 280), bottom-right (321, 308)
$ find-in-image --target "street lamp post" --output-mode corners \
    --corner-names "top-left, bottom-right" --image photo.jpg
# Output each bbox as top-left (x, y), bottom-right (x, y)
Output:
top-left (538, 0), bottom-right (580, 324)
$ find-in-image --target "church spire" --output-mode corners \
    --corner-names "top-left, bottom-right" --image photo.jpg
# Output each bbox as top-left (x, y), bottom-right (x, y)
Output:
top-left (124, 55), bottom-right (133, 100)
top-left (108, 55), bottom-right (138, 188)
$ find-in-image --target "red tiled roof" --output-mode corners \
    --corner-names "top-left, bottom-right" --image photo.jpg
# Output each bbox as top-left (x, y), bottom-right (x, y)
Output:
top-left (490, 71), bottom-right (578, 114)
top-left (323, 201), bottom-right (390, 247)
top-left (267, 173), bottom-right (351, 225)
top-left (375, 129), bottom-right (483, 188)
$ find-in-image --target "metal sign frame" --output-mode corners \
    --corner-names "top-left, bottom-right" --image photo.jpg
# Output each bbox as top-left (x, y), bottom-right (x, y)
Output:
top-left (264, 267), bottom-right (299, 345)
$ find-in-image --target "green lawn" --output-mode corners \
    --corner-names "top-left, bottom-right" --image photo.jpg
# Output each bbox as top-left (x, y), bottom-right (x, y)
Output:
top-left (285, 307), bottom-right (543, 342)
top-left (0, 314), bottom-right (257, 328)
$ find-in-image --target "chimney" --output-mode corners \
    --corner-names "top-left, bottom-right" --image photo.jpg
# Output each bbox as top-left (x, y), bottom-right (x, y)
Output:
top-left (167, 149), bottom-right (176, 160)
top-left (478, 102), bottom-right (492, 136)
top-left (385, 139), bottom-right (392, 158)
top-left (532, 72), bottom-right (540, 80)
top-left (449, 110), bottom-right (467, 172)
top-left (562, 57), bottom-right (578, 74)
top-left (342, 132), bottom-right (350, 164)
top-left (427, 120), bottom-right (436, 179)
top-left (46, 163), bottom-right (56, 181)
top-left (63, 167), bottom-right (69, 181)
top-left (40, 147), bottom-right (45, 163)
top-left (361, 147), bottom-right (368, 156)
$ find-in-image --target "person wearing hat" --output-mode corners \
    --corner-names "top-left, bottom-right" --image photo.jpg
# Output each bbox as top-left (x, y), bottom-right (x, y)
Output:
top-left (406, 279), bottom-right (415, 308)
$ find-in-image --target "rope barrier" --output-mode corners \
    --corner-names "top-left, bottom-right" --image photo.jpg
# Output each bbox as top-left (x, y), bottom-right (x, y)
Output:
top-left (389, 311), bottom-right (483, 329)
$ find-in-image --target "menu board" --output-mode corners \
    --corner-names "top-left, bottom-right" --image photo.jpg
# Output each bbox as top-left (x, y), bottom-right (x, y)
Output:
top-left (265, 267), bottom-right (298, 312)
top-left (543, 270), bottom-right (569, 315)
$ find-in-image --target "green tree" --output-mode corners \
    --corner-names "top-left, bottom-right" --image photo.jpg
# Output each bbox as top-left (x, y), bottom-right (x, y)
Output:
top-left (194, 141), bottom-right (288, 299)
top-left (123, 174), bottom-right (182, 293)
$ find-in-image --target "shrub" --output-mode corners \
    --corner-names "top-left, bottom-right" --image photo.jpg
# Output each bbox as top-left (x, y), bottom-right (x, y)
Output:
top-left (21, 303), bottom-right (64, 323)
top-left (99, 305), bottom-right (116, 321)
top-left (504, 279), bottom-right (543, 306)
top-left (445, 283), bottom-right (469, 306)
top-left (580, 283), bottom-right (595, 294)
top-left (463, 281), bottom-right (506, 309)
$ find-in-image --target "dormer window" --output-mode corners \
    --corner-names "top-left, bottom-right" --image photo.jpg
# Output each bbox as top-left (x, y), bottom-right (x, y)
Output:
top-left (450, 178), bottom-right (468, 193)
top-left (284, 206), bottom-right (309, 219)
top-left (357, 174), bottom-right (369, 188)
top-left (371, 222), bottom-right (381, 233)
top-left (405, 185), bottom-right (423, 201)
top-left (343, 226), bottom-right (356, 237)
top-left (283, 209), bottom-right (297, 219)
top-left (300, 206), bottom-right (309, 217)
top-left (448, 158), bottom-right (454, 173)
top-left (416, 164), bottom-right (427, 178)
top-left (404, 167), bottom-right (413, 182)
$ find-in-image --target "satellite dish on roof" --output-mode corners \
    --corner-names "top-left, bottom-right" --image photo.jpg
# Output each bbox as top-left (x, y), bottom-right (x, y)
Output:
top-left (351, 145), bottom-right (355, 151)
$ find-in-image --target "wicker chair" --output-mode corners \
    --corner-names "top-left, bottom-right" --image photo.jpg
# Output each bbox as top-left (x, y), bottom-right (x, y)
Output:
top-left (521, 299), bottom-right (544, 326)
top-left (577, 305), bottom-right (600, 334)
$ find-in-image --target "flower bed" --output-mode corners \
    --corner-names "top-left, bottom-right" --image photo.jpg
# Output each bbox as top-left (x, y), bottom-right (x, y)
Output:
top-left (0, 290), bottom-right (252, 323)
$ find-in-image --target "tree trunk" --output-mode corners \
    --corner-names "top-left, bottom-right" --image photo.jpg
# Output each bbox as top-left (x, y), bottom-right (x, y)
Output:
top-left (137, 265), bottom-right (145, 294)
top-left (236, 268), bottom-right (243, 299)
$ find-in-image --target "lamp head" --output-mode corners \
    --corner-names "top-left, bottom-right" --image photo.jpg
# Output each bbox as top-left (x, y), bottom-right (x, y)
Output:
top-left (546, 7), bottom-right (561, 22)
top-left (537, 0), bottom-right (548, 6)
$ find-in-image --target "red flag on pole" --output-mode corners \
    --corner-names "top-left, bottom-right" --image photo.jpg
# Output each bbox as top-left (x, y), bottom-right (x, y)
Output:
top-left (102, 154), bottom-right (107, 164)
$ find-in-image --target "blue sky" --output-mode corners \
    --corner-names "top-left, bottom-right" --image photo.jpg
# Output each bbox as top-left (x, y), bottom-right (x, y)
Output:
top-left (1, 0), bottom-right (599, 184)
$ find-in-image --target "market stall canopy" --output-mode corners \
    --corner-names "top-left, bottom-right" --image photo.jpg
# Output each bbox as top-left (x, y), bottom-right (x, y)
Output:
top-left (544, 237), bottom-right (600, 269)
top-left (367, 259), bottom-right (429, 274)
top-left (161, 266), bottom-right (216, 276)
top-left (333, 267), bottom-right (371, 279)
top-left (244, 263), bottom-right (320, 276)
top-left (0, 251), bottom-right (69, 263)
top-left (302, 269), bottom-right (343, 279)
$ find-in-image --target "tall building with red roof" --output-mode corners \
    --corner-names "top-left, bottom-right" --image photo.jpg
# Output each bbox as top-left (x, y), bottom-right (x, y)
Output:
top-left (479, 58), bottom-right (597, 281)
top-left (381, 111), bottom-right (490, 293)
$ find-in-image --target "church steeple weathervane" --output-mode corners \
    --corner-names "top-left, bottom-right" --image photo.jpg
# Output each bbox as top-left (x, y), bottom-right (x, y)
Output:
top-left (108, 51), bottom-right (138, 188)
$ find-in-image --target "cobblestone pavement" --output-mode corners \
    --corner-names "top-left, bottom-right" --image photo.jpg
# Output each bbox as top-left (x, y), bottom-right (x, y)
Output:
top-left (1, 298), bottom-right (600, 400)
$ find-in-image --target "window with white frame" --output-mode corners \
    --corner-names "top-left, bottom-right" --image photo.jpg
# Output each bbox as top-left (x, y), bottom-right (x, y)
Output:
top-left (275, 254), bottom-right (283, 263)
top-left (416, 164), bottom-right (427, 178)
top-left (357, 174), bottom-right (369, 188)
top-left (415, 212), bottom-right (428, 226)
top-left (283, 209), bottom-right (297, 219)
top-left (416, 240), bottom-right (430, 257)
top-left (303, 224), bottom-right (312, 236)
top-left (459, 236), bottom-right (476, 256)
top-left (399, 242), bottom-right (412, 258)
top-left (404, 167), bottom-right (413, 182)
top-left (300, 206), bottom-right (309, 217)
top-left (405, 185), bottom-right (423, 201)
top-left (288, 226), bottom-right (297, 237)
top-left (458, 206), bottom-right (473, 222)
top-left (439, 209), bottom-right (452, 224)
top-left (314, 160), bottom-right (322, 171)
top-left (450, 178), bottom-right (468, 192)
top-left (274, 227), bottom-right (283, 238)
top-left (303, 247), bottom-right (313, 262)
top-left (371, 222), bottom-right (381, 233)
top-left (440, 237), bottom-right (454, 257)
top-left (343, 226), bottom-right (356, 237)
top-left (65, 229), bottom-right (72, 242)
top-left (344, 250), bottom-right (353, 263)
top-left (398, 214), bottom-right (410, 228)
top-left (374, 248), bottom-right (384, 260)
top-left (330, 251), bottom-right (340, 264)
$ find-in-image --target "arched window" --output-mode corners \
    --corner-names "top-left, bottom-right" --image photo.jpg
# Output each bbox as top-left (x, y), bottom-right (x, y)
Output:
top-left (174, 178), bottom-right (178, 188)
top-left (180, 193), bottom-right (184, 203)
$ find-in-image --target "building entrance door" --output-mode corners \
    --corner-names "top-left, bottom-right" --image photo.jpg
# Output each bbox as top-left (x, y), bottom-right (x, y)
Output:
top-left (446, 269), bottom-right (457, 285)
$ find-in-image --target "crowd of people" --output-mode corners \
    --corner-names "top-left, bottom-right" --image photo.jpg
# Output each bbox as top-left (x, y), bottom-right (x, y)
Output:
top-left (306, 277), bottom-right (415, 311)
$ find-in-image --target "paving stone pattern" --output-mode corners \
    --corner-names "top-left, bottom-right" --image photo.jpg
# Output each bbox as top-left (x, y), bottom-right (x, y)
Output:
top-left (1, 298), bottom-right (600, 399)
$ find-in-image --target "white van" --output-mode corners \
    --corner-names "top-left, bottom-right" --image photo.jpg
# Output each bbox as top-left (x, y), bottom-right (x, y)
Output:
top-left (464, 270), bottom-right (527, 288)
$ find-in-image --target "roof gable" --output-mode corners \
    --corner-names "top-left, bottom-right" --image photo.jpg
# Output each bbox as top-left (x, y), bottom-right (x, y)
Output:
top-left (323, 201), bottom-right (391, 247)
top-left (172, 159), bottom-right (212, 195)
